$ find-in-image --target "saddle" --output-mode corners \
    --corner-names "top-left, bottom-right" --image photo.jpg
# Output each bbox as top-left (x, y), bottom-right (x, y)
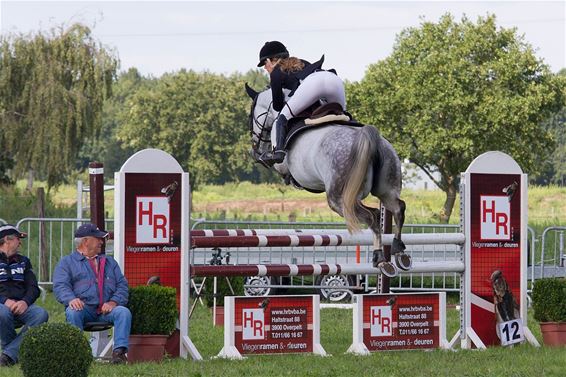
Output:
top-left (305, 103), bottom-right (350, 125)
top-left (284, 103), bottom-right (364, 149)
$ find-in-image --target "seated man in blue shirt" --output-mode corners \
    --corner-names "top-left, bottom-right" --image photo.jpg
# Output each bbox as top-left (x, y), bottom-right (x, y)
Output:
top-left (53, 223), bottom-right (131, 364)
top-left (0, 225), bottom-right (48, 367)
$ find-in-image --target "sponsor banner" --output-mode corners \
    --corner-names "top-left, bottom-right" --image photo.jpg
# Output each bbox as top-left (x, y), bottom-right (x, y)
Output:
top-left (123, 173), bottom-right (182, 292)
top-left (233, 296), bottom-right (316, 355)
top-left (470, 173), bottom-right (522, 346)
top-left (362, 293), bottom-right (443, 351)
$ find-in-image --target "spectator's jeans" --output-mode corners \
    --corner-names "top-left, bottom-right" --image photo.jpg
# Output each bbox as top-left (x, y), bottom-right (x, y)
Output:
top-left (65, 305), bottom-right (132, 351)
top-left (0, 303), bottom-right (49, 362)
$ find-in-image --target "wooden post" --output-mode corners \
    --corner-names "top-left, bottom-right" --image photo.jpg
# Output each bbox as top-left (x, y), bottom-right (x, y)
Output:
top-left (89, 162), bottom-right (105, 252)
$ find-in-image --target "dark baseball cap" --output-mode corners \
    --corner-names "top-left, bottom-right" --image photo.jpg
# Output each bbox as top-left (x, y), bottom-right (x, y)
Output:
top-left (0, 224), bottom-right (27, 239)
top-left (75, 223), bottom-right (108, 239)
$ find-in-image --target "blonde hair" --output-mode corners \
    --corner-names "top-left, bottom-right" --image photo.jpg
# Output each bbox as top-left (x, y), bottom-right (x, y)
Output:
top-left (276, 57), bottom-right (304, 73)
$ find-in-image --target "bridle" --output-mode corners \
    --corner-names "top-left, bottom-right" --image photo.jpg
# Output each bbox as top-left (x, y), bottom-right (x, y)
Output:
top-left (248, 92), bottom-right (274, 152)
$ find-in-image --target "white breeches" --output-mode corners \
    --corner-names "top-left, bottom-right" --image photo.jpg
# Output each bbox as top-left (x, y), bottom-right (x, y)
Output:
top-left (272, 71), bottom-right (346, 148)
top-left (281, 70), bottom-right (346, 118)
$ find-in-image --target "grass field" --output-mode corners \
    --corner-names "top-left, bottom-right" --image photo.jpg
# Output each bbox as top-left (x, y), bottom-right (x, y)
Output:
top-left (2, 292), bottom-right (566, 377)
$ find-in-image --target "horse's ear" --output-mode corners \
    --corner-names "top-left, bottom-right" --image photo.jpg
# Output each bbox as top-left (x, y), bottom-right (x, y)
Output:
top-left (245, 83), bottom-right (258, 100)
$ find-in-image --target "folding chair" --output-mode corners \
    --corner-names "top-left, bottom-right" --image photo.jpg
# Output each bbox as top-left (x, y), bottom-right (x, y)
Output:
top-left (85, 321), bottom-right (113, 358)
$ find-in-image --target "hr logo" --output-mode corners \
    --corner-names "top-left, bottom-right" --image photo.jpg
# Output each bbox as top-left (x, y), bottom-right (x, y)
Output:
top-left (242, 309), bottom-right (264, 340)
top-left (370, 306), bottom-right (392, 337)
top-left (480, 195), bottom-right (510, 240)
top-left (136, 196), bottom-right (170, 243)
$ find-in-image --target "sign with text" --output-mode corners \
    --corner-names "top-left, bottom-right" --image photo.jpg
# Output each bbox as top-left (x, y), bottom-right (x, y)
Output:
top-left (136, 196), bottom-right (170, 243)
top-left (480, 195), bottom-right (510, 240)
top-left (123, 173), bottom-right (182, 290)
top-left (470, 173), bottom-right (522, 346)
top-left (218, 295), bottom-right (326, 359)
top-left (349, 293), bottom-right (447, 354)
top-left (114, 148), bottom-right (192, 359)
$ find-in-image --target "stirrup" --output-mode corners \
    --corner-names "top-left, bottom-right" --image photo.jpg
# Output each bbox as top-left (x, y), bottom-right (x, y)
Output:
top-left (271, 150), bottom-right (286, 163)
top-left (259, 150), bottom-right (285, 165)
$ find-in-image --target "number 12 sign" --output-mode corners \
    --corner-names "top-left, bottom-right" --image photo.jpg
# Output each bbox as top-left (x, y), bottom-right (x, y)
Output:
top-left (498, 319), bottom-right (525, 346)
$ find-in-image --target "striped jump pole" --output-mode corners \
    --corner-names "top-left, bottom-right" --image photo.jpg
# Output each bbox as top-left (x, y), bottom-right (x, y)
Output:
top-left (190, 232), bottom-right (465, 249)
top-left (191, 261), bottom-right (465, 277)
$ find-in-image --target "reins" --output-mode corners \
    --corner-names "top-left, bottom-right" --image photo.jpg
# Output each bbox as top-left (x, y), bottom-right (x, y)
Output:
top-left (248, 95), bottom-right (274, 152)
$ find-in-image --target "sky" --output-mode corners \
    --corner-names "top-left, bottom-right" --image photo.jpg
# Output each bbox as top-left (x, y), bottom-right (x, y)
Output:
top-left (1, 1), bottom-right (565, 82)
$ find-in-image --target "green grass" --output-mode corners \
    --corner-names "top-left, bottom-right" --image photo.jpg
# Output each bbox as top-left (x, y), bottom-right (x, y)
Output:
top-left (2, 292), bottom-right (566, 377)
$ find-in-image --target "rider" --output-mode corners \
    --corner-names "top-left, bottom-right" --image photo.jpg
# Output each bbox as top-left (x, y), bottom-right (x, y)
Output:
top-left (257, 41), bottom-right (346, 165)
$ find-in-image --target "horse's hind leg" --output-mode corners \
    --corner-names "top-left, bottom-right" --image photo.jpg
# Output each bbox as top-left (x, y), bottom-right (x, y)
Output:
top-left (383, 197), bottom-right (411, 271)
top-left (358, 204), bottom-right (398, 277)
top-left (326, 193), bottom-right (398, 277)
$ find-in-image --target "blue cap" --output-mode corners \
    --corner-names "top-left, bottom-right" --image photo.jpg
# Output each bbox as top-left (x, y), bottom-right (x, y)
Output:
top-left (75, 223), bottom-right (108, 239)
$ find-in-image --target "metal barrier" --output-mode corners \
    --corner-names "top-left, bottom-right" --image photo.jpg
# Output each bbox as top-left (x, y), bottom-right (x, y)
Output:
top-left (10, 217), bottom-right (559, 292)
top-left (538, 226), bottom-right (566, 280)
top-left (15, 218), bottom-right (114, 286)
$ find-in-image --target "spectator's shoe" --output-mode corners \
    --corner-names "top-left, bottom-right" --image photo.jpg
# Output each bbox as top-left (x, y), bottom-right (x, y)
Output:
top-left (0, 353), bottom-right (15, 367)
top-left (110, 347), bottom-right (128, 364)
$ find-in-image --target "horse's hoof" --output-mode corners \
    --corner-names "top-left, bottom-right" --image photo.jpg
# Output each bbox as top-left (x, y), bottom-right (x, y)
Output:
top-left (378, 262), bottom-right (398, 278)
top-left (391, 238), bottom-right (406, 255)
top-left (372, 249), bottom-right (385, 268)
top-left (395, 253), bottom-right (412, 271)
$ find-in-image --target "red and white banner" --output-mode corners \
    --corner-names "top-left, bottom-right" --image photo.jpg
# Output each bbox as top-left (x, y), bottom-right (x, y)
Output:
top-left (348, 293), bottom-right (447, 354)
top-left (218, 295), bottom-right (326, 359)
top-left (469, 173), bottom-right (522, 346)
top-left (461, 151), bottom-right (534, 349)
top-left (123, 173), bottom-right (182, 292)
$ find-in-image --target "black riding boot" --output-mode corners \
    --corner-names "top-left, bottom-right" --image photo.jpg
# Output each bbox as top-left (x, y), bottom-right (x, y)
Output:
top-left (261, 115), bottom-right (288, 165)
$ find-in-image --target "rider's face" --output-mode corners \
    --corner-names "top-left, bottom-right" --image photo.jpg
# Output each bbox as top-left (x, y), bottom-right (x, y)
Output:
top-left (264, 58), bottom-right (275, 74)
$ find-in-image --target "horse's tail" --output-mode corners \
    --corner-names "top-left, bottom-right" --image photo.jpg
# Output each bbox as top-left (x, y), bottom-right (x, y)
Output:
top-left (342, 125), bottom-right (380, 233)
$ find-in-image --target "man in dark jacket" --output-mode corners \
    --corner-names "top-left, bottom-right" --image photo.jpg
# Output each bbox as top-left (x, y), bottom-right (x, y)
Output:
top-left (0, 224), bottom-right (48, 367)
top-left (53, 223), bottom-right (131, 364)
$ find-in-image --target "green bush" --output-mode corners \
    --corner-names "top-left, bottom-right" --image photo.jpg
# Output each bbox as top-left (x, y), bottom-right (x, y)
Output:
top-left (129, 284), bottom-right (179, 335)
top-left (532, 278), bottom-right (566, 322)
top-left (19, 322), bottom-right (92, 377)
top-left (204, 276), bottom-right (244, 307)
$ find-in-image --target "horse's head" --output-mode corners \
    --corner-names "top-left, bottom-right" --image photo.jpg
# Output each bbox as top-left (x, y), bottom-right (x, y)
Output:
top-left (245, 84), bottom-right (278, 157)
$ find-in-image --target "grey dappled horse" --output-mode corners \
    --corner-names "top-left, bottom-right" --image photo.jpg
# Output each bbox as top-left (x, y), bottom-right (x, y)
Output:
top-left (245, 85), bottom-right (411, 277)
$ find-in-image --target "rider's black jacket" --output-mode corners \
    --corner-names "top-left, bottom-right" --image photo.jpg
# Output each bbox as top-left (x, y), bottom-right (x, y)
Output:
top-left (269, 55), bottom-right (325, 112)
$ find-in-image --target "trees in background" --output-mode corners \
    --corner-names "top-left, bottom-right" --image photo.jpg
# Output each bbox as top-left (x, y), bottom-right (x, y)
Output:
top-left (78, 67), bottom-right (153, 180)
top-left (1, 17), bottom-right (564, 205)
top-left (349, 14), bottom-right (565, 222)
top-left (116, 69), bottom-right (271, 188)
top-left (534, 68), bottom-right (566, 186)
top-left (0, 24), bottom-right (118, 187)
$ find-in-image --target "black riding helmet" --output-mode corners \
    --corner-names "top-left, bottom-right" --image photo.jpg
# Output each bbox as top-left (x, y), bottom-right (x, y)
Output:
top-left (257, 41), bottom-right (289, 67)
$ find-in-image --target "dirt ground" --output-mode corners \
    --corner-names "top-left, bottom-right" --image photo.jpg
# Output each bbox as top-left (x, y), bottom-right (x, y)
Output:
top-left (192, 198), bottom-right (332, 217)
